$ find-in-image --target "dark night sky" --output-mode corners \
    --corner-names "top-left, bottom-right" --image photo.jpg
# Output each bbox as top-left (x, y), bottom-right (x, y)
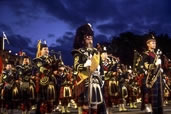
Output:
top-left (0, 0), bottom-right (171, 65)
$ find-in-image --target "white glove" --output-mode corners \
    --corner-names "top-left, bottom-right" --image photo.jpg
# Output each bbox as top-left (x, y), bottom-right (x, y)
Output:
top-left (160, 68), bottom-right (163, 73)
top-left (155, 59), bottom-right (161, 66)
top-left (84, 59), bottom-right (91, 67)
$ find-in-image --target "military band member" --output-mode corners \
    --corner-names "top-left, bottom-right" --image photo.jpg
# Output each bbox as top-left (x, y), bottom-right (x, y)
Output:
top-left (100, 46), bottom-right (116, 114)
top-left (163, 74), bottom-right (170, 106)
top-left (1, 61), bottom-right (18, 113)
top-left (141, 34), bottom-right (163, 114)
top-left (52, 62), bottom-right (63, 112)
top-left (72, 23), bottom-right (104, 114)
top-left (58, 62), bottom-right (72, 113)
top-left (33, 43), bottom-right (57, 114)
top-left (16, 56), bottom-right (34, 114)
top-left (126, 67), bottom-right (138, 109)
top-left (96, 45), bottom-right (107, 114)
top-left (117, 64), bottom-right (128, 112)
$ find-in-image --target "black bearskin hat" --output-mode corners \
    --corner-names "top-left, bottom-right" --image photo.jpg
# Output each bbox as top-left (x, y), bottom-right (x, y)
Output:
top-left (73, 23), bottom-right (94, 49)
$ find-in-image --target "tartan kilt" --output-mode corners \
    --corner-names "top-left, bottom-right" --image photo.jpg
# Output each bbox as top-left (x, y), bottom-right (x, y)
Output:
top-left (104, 80), bottom-right (110, 99)
top-left (141, 76), bottom-right (152, 104)
top-left (104, 80), bottom-right (121, 106)
top-left (74, 79), bottom-right (86, 98)
top-left (151, 77), bottom-right (163, 111)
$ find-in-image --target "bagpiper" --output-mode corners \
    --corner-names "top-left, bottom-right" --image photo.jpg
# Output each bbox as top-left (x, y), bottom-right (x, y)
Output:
top-left (100, 46), bottom-right (119, 113)
top-left (16, 56), bottom-right (35, 114)
top-left (33, 42), bottom-right (57, 114)
top-left (58, 62), bottom-right (72, 113)
top-left (117, 64), bottom-right (128, 112)
top-left (1, 61), bottom-right (19, 113)
top-left (141, 34), bottom-right (163, 114)
top-left (72, 23), bottom-right (104, 114)
top-left (126, 66), bottom-right (138, 109)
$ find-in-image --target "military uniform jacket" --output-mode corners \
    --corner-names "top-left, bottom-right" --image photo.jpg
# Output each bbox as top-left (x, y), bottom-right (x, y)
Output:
top-left (143, 50), bottom-right (156, 70)
top-left (16, 64), bottom-right (32, 82)
top-left (2, 70), bottom-right (17, 84)
top-left (72, 47), bottom-right (102, 83)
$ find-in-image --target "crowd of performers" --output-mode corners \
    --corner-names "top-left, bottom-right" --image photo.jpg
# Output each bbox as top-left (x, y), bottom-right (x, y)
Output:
top-left (0, 23), bottom-right (171, 114)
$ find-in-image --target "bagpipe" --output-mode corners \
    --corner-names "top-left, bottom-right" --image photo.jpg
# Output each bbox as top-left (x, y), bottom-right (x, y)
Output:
top-left (133, 50), bottom-right (143, 73)
top-left (108, 54), bottom-right (120, 65)
top-left (146, 49), bottom-right (162, 88)
top-left (133, 50), bottom-right (146, 87)
top-left (74, 50), bottom-right (101, 99)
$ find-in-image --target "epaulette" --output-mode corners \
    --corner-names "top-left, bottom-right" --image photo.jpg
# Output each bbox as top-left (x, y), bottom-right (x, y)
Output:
top-left (72, 48), bottom-right (98, 55)
top-left (80, 48), bottom-right (86, 53)
top-left (93, 48), bottom-right (98, 53)
top-left (16, 65), bottom-right (23, 70)
top-left (33, 57), bottom-right (43, 63)
top-left (92, 48), bottom-right (97, 51)
top-left (71, 48), bottom-right (85, 55)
